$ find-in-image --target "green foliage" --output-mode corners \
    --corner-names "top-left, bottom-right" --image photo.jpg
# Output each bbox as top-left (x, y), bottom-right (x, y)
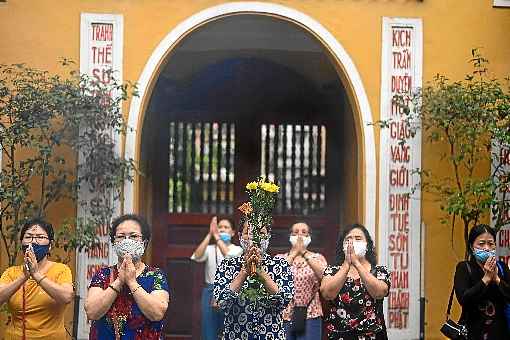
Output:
top-left (0, 60), bottom-right (137, 266)
top-left (379, 49), bottom-right (510, 256)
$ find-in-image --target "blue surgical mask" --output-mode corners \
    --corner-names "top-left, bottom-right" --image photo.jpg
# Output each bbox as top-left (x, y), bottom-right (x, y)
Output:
top-left (473, 248), bottom-right (496, 263)
top-left (219, 232), bottom-right (232, 243)
top-left (22, 243), bottom-right (50, 262)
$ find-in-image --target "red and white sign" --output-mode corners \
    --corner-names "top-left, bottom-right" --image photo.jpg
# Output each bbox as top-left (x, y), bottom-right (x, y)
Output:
top-left (378, 18), bottom-right (422, 340)
top-left (492, 145), bottom-right (510, 266)
top-left (77, 13), bottom-right (123, 340)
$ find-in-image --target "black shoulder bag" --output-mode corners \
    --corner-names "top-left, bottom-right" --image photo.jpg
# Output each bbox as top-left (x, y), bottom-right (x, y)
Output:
top-left (440, 262), bottom-right (470, 340)
top-left (291, 292), bottom-right (315, 334)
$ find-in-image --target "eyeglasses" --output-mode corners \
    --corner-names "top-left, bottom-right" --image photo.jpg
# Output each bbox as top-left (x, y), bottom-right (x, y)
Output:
top-left (22, 235), bottom-right (50, 244)
top-left (114, 234), bottom-right (143, 242)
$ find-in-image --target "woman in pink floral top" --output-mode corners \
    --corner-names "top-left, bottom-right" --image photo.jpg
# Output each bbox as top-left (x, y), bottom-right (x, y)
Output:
top-left (320, 224), bottom-right (390, 340)
top-left (277, 222), bottom-right (327, 340)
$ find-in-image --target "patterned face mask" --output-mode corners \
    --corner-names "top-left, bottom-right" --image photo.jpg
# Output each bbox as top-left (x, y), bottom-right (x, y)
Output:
top-left (114, 238), bottom-right (146, 262)
top-left (473, 248), bottom-right (496, 263)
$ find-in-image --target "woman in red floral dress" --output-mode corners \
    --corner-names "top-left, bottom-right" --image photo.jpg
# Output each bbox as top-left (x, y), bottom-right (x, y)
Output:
top-left (85, 214), bottom-right (170, 340)
top-left (320, 224), bottom-right (390, 340)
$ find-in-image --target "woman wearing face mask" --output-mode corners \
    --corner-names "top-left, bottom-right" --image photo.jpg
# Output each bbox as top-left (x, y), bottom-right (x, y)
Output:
top-left (191, 216), bottom-right (242, 340)
top-left (85, 214), bottom-right (169, 340)
top-left (454, 224), bottom-right (510, 339)
top-left (276, 222), bottom-right (327, 340)
top-left (213, 222), bottom-right (294, 339)
top-left (0, 218), bottom-right (74, 340)
top-left (321, 223), bottom-right (390, 340)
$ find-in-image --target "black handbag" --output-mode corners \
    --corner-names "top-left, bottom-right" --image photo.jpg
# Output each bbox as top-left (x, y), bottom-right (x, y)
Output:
top-left (440, 263), bottom-right (470, 340)
top-left (291, 291), bottom-right (316, 334)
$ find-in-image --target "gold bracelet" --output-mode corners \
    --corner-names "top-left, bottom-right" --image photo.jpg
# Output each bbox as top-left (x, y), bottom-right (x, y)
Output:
top-left (36, 275), bottom-right (47, 285)
top-left (130, 285), bottom-right (142, 294)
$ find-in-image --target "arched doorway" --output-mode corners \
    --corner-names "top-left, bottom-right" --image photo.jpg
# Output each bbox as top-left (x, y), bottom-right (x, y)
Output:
top-left (126, 4), bottom-right (376, 340)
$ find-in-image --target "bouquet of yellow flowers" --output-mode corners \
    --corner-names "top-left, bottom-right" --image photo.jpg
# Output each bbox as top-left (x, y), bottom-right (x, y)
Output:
top-left (239, 177), bottom-right (279, 250)
top-left (238, 177), bottom-right (279, 300)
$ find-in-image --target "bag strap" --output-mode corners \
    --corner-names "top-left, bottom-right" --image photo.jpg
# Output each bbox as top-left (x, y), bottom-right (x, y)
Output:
top-left (290, 252), bottom-right (318, 307)
top-left (496, 260), bottom-right (506, 280)
top-left (446, 261), bottom-right (472, 319)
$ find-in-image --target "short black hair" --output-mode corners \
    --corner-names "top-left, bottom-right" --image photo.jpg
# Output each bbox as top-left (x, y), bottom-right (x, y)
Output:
top-left (336, 223), bottom-right (377, 267)
top-left (467, 224), bottom-right (496, 257)
top-left (19, 218), bottom-right (54, 241)
top-left (218, 216), bottom-right (236, 231)
top-left (110, 214), bottom-right (151, 243)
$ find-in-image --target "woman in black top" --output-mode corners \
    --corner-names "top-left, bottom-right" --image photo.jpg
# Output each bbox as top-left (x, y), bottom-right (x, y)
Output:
top-left (454, 224), bottom-right (510, 339)
top-left (321, 223), bottom-right (390, 340)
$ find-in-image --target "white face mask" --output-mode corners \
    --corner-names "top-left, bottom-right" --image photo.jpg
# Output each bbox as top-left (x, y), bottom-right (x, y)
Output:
top-left (289, 235), bottom-right (311, 248)
top-left (114, 238), bottom-right (146, 262)
top-left (343, 240), bottom-right (368, 257)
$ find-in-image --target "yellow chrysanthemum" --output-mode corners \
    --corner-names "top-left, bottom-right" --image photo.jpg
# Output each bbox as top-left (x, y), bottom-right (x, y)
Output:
top-left (260, 182), bottom-right (279, 193)
top-left (246, 182), bottom-right (258, 191)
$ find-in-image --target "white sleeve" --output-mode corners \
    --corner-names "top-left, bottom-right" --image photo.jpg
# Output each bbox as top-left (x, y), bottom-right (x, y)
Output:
top-left (225, 245), bottom-right (243, 258)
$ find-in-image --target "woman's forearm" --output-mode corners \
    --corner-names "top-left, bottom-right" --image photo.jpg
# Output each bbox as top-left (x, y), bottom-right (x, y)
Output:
top-left (305, 254), bottom-right (326, 280)
top-left (321, 264), bottom-right (349, 300)
top-left (192, 234), bottom-right (211, 259)
top-left (84, 279), bottom-right (122, 320)
top-left (259, 270), bottom-right (279, 295)
top-left (128, 281), bottom-right (168, 321)
top-left (229, 269), bottom-right (248, 293)
top-left (32, 272), bottom-right (73, 304)
top-left (0, 275), bottom-right (27, 305)
top-left (356, 264), bottom-right (388, 299)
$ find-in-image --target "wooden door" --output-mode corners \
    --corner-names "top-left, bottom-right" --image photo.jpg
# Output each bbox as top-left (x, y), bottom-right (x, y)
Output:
top-left (150, 115), bottom-right (343, 340)
top-left (146, 56), bottom-right (350, 340)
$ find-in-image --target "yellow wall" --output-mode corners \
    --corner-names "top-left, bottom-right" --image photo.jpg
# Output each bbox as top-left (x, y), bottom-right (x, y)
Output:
top-left (1, 1), bottom-right (510, 339)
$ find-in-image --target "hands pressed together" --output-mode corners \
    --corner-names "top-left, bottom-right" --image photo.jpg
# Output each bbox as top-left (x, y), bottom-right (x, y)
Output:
top-left (289, 236), bottom-right (307, 260)
top-left (343, 239), bottom-right (362, 269)
top-left (482, 256), bottom-right (501, 285)
top-left (116, 255), bottom-right (141, 291)
top-left (243, 245), bottom-right (262, 276)
top-left (23, 247), bottom-right (45, 284)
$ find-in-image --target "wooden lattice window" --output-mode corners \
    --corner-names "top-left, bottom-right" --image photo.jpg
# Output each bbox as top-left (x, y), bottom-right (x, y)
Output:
top-left (168, 122), bottom-right (235, 214)
top-left (261, 124), bottom-right (327, 215)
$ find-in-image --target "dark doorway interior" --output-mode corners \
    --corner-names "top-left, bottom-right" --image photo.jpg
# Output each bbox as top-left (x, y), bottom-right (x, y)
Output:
top-left (139, 14), bottom-right (359, 340)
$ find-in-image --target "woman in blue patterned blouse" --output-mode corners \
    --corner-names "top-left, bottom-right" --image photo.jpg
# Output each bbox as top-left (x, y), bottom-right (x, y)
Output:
top-left (214, 223), bottom-right (294, 340)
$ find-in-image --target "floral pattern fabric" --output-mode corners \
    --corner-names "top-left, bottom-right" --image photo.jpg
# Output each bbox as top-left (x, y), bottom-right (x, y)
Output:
top-left (213, 253), bottom-right (294, 340)
top-left (276, 252), bottom-right (327, 321)
top-left (88, 265), bottom-right (169, 340)
top-left (323, 265), bottom-right (390, 340)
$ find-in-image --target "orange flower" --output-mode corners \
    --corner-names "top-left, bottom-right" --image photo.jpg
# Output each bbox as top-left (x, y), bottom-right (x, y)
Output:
top-left (238, 202), bottom-right (253, 215)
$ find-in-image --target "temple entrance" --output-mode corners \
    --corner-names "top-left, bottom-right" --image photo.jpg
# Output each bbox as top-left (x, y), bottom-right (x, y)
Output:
top-left (139, 13), bottom-right (361, 340)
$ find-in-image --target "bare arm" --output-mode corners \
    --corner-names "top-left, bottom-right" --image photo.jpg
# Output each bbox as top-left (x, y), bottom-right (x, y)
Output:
top-left (27, 251), bottom-right (73, 305)
top-left (33, 272), bottom-right (73, 305)
top-left (192, 233), bottom-right (211, 259)
top-left (304, 252), bottom-right (327, 280)
top-left (355, 263), bottom-right (389, 299)
top-left (85, 277), bottom-right (123, 320)
top-left (229, 267), bottom-right (248, 293)
top-left (258, 269), bottom-right (279, 295)
top-left (0, 275), bottom-right (28, 305)
top-left (320, 262), bottom-right (350, 300)
top-left (128, 281), bottom-right (169, 321)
